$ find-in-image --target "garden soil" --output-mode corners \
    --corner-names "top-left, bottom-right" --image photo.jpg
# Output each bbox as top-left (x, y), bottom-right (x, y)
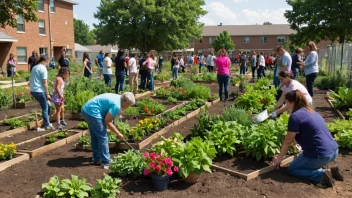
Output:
top-left (0, 89), bottom-right (351, 198)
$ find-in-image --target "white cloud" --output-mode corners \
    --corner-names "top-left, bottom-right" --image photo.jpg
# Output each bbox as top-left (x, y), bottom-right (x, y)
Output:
top-left (200, 2), bottom-right (290, 26)
top-left (232, 0), bottom-right (249, 3)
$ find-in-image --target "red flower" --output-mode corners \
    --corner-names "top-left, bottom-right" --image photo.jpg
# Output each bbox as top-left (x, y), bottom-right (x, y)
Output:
top-left (147, 111), bottom-right (151, 115)
top-left (155, 165), bottom-right (161, 173)
top-left (165, 168), bottom-right (173, 176)
top-left (144, 106), bottom-right (149, 111)
top-left (150, 153), bottom-right (157, 160)
top-left (165, 85), bottom-right (169, 89)
top-left (152, 109), bottom-right (155, 113)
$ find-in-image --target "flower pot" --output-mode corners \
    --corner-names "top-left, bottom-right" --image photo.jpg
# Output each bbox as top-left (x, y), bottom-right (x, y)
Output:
top-left (184, 172), bottom-right (200, 184)
top-left (151, 174), bottom-right (169, 191)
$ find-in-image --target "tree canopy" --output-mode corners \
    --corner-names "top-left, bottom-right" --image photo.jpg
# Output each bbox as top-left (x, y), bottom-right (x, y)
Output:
top-left (0, 0), bottom-right (38, 28)
top-left (212, 31), bottom-right (235, 53)
top-left (285, 0), bottom-right (352, 45)
top-left (94, 0), bottom-right (207, 52)
top-left (74, 18), bottom-right (96, 45)
top-left (263, 21), bottom-right (272, 25)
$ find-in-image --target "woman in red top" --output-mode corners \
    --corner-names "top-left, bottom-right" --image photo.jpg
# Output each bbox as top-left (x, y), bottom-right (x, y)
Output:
top-left (194, 55), bottom-right (199, 65)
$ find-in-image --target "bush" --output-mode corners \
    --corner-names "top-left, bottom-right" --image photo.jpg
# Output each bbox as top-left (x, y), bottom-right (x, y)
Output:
top-left (109, 150), bottom-right (145, 177)
top-left (187, 84), bottom-right (211, 100)
top-left (124, 106), bottom-right (139, 116)
top-left (0, 89), bottom-right (14, 110)
top-left (136, 98), bottom-right (165, 115)
top-left (222, 106), bottom-right (253, 126)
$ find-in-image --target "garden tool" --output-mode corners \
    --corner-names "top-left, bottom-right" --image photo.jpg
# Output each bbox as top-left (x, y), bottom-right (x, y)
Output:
top-left (252, 110), bottom-right (269, 124)
top-left (121, 138), bottom-right (139, 153)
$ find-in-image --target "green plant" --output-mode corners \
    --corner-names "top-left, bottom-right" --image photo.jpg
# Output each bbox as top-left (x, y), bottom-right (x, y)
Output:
top-left (55, 131), bottom-right (69, 139)
top-left (77, 122), bottom-right (89, 129)
top-left (3, 118), bottom-right (26, 129)
top-left (42, 176), bottom-right (64, 198)
top-left (170, 78), bottom-right (194, 89)
top-left (155, 86), bottom-right (188, 100)
top-left (46, 135), bottom-right (57, 144)
top-left (334, 129), bottom-right (352, 149)
top-left (0, 143), bottom-right (17, 160)
top-left (115, 121), bottom-right (131, 137)
top-left (78, 136), bottom-right (91, 146)
top-left (149, 132), bottom-right (184, 157)
top-left (92, 174), bottom-right (122, 198)
top-left (187, 84), bottom-right (211, 100)
top-left (167, 96), bottom-right (177, 104)
top-left (66, 90), bottom-right (94, 114)
top-left (136, 98), bottom-right (165, 115)
top-left (108, 132), bottom-right (119, 143)
top-left (165, 107), bottom-right (187, 120)
top-left (330, 86), bottom-right (352, 110)
top-left (221, 106), bottom-right (253, 126)
top-left (346, 109), bottom-right (352, 118)
top-left (184, 98), bottom-right (206, 111)
top-left (0, 89), bottom-right (12, 110)
top-left (327, 119), bottom-right (352, 134)
top-left (60, 175), bottom-right (92, 198)
top-left (124, 106), bottom-right (139, 116)
top-left (154, 72), bottom-right (170, 82)
top-left (110, 150), bottom-right (145, 177)
top-left (191, 110), bottom-right (221, 139)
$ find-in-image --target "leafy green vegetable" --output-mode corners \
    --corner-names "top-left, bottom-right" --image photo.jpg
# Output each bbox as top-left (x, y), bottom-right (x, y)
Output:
top-left (167, 96), bottom-right (177, 104)
top-left (92, 174), bottom-right (122, 198)
top-left (115, 121), bottom-right (131, 137)
top-left (108, 132), bottom-right (119, 143)
top-left (191, 110), bottom-right (221, 139)
top-left (327, 119), bottom-right (352, 149)
top-left (46, 135), bottom-right (57, 144)
top-left (149, 132), bottom-right (185, 157)
top-left (3, 118), bottom-right (26, 129)
top-left (329, 86), bottom-right (352, 110)
top-left (55, 131), bottom-right (69, 139)
top-left (77, 122), bottom-right (89, 129)
top-left (124, 106), bottom-right (139, 116)
top-left (109, 150), bottom-right (145, 177)
top-left (187, 84), bottom-right (211, 100)
top-left (78, 136), bottom-right (91, 146)
top-left (42, 176), bottom-right (65, 198)
top-left (60, 175), bottom-right (92, 198)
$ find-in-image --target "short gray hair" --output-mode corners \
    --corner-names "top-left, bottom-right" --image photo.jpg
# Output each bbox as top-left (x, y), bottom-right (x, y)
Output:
top-left (122, 92), bottom-right (136, 105)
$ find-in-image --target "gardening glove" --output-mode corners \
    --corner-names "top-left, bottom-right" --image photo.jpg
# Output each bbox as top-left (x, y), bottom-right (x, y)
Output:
top-left (270, 112), bottom-right (277, 118)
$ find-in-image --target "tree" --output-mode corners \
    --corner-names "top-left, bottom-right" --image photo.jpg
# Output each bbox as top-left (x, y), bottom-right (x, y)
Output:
top-left (285, 0), bottom-right (352, 70)
top-left (212, 31), bottom-right (235, 53)
top-left (94, 0), bottom-right (207, 52)
top-left (74, 18), bottom-right (96, 45)
top-left (263, 21), bottom-right (272, 25)
top-left (0, 0), bottom-right (38, 28)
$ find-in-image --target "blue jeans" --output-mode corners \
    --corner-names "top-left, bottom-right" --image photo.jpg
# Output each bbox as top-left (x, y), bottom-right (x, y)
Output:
top-left (139, 70), bottom-right (148, 90)
top-left (240, 66), bottom-right (246, 75)
top-left (103, 74), bottom-right (112, 87)
top-left (81, 111), bottom-right (110, 165)
top-left (217, 74), bottom-right (230, 101)
top-left (251, 67), bottom-right (256, 78)
top-left (288, 149), bottom-right (338, 183)
top-left (257, 66), bottom-right (265, 79)
top-left (306, 72), bottom-right (318, 97)
top-left (115, 72), bottom-right (125, 93)
top-left (31, 92), bottom-right (51, 127)
top-left (172, 67), bottom-right (178, 79)
top-left (292, 68), bottom-right (299, 80)
top-left (147, 71), bottom-right (154, 91)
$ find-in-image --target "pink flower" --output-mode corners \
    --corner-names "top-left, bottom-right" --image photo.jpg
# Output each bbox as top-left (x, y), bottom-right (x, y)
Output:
top-left (150, 152), bottom-right (157, 160)
top-left (149, 162), bottom-right (155, 168)
top-left (143, 152), bottom-right (149, 157)
top-left (173, 166), bottom-right (179, 172)
top-left (165, 168), bottom-right (173, 176)
top-left (163, 158), bottom-right (173, 167)
top-left (143, 168), bottom-right (149, 176)
top-left (155, 165), bottom-right (161, 173)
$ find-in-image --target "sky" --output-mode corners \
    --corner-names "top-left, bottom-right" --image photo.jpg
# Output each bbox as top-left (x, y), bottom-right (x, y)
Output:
top-left (73, 0), bottom-right (291, 29)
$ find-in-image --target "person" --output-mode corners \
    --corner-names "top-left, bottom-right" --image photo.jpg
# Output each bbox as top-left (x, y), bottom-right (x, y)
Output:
top-left (297, 41), bottom-right (319, 97)
top-left (206, 52), bottom-right (216, 73)
top-left (273, 55), bottom-right (282, 88)
top-left (52, 67), bottom-right (69, 130)
top-left (49, 56), bottom-right (55, 69)
top-left (125, 55), bottom-right (130, 77)
top-left (187, 53), bottom-right (194, 73)
top-left (7, 53), bottom-right (16, 77)
top-left (58, 50), bottom-right (69, 70)
top-left (158, 55), bottom-right (164, 73)
top-left (250, 51), bottom-right (257, 79)
top-left (194, 54), bottom-right (199, 66)
top-left (95, 51), bottom-right (104, 80)
top-left (30, 55), bottom-right (55, 130)
top-left (172, 57), bottom-right (180, 79)
top-left (83, 52), bottom-right (92, 79)
top-left (139, 53), bottom-right (148, 90)
top-left (214, 49), bottom-right (231, 101)
top-left (257, 52), bottom-right (265, 79)
top-left (28, 51), bottom-right (38, 72)
top-left (103, 53), bottom-right (113, 87)
top-left (128, 54), bottom-right (138, 94)
top-left (291, 48), bottom-right (303, 80)
top-left (81, 92), bottom-right (136, 169)
top-left (272, 90), bottom-right (342, 187)
top-left (171, 54), bottom-right (177, 71)
top-left (179, 55), bottom-right (185, 73)
top-left (198, 54), bottom-right (204, 73)
top-left (277, 46), bottom-right (292, 73)
top-left (270, 71), bottom-right (312, 118)
top-left (114, 50), bottom-right (126, 93)
top-left (143, 51), bottom-right (156, 91)
top-left (240, 52), bottom-right (247, 75)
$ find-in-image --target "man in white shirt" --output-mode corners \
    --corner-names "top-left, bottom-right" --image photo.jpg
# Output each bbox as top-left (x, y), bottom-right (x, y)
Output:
top-left (258, 51), bottom-right (266, 79)
top-left (128, 54), bottom-right (138, 93)
top-left (103, 53), bottom-right (113, 87)
top-left (206, 52), bottom-right (216, 72)
top-left (277, 46), bottom-right (292, 73)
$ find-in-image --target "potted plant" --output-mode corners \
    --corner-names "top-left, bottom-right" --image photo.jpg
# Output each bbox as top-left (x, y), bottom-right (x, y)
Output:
top-left (143, 152), bottom-right (179, 191)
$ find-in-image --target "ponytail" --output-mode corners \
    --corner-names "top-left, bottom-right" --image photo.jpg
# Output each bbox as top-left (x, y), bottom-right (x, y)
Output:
top-left (285, 90), bottom-right (312, 113)
top-left (35, 55), bottom-right (49, 66)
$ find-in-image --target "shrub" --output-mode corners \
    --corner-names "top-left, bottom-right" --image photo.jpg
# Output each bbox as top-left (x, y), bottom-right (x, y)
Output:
top-left (0, 89), bottom-right (12, 110)
top-left (187, 84), bottom-right (211, 100)
top-left (124, 106), bottom-right (139, 116)
top-left (110, 150), bottom-right (145, 177)
top-left (221, 106), bottom-right (253, 126)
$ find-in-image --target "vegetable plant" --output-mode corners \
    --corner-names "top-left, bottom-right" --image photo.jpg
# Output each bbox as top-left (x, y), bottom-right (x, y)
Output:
top-left (124, 106), bottom-right (139, 116)
top-left (167, 96), bottom-right (177, 104)
top-left (3, 118), bottom-right (26, 129)
top-left (334, 129), bottom-right (352, 149)
top-left (150, 132), bottom-right (184, 157)
top-left (115, 121), bottom-right (131, 137)
top-left (187, 84), bottom-right (211, 100)
top-left (46, 135), bottom-right (57, 144)
top-left (60, 175), bottom-right (92, 198)
top-left (42, 176), bottom-right (63, 198)
top-left (191, 111), bottom-right (221, 139)
top-left (136, 98), bottom-right (165, 115)
top-left (110, 150), bottom-right (145, 177)
top-left (78, 136), bottom-right (91, 146)
top-left (0, 89), bottom-right (12, 110)
top-left (55, 131), bottom-right (69, 139)
top-left (0, 143), bottom-right (17, 160)
top-left (92, 174), bottom-right (122, 198)
top-left (108, 132), bottom-right (119, 143)
top-left (221, 106), bottom-right (253, 126)
top-left (77, 122), bottom-right (89, 129)
top-left (330, 86), bottom-right (352, 110)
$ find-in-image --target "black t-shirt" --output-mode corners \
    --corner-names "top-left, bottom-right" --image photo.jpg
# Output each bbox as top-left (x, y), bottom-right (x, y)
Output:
top-left (139, 58), bottom-right (146, 71)
top-left (28, 56), bottom-right (37, 71)
top-left (58, 57), bottom-right (70, 67)
top-left (114, 56), bottom-right (126, 73)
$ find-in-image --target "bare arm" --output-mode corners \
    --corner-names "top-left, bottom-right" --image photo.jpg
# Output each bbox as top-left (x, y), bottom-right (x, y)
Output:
top-left (55, 77), bottom-right (63, 99)
top-left (104, 112), bottom-right (123, 139)
top-left (273, 132), bottom-right (296, 168)
top-left (83, 59), bottom-right (92, 73)
top-left (43, 79), bottom-right (51, 100)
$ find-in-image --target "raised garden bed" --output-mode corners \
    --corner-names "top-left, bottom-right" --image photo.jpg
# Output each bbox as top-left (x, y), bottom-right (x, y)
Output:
top-left (193, 80), bottom-right (216, 84)
top-left (326, 91), bottom-right (346, 120)
top-left (15, 101), bottom-right (34, 109)
top-left (0, 153), bottom-right (29, 172)
top-left (0, 119), bottom-right (43, 139)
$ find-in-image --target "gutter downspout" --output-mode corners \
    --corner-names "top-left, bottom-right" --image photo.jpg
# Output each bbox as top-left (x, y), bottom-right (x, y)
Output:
top-left (48, 1), bottom-right (53, 59)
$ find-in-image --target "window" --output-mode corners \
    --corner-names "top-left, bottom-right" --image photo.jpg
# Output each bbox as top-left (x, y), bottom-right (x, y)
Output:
top-left (243, 36), bottom-right (250, 43)
top-left (199, 39), bottom-right (203, 43)
top-left (260, 36), bottom-right (268, 43)
top-left (66, 49), bottom-right (72, 56)
top-left (39, 20), bottom-right (46, 35)
top-left (39, 48), bottom-right (48, 55)
top-left (17, 47), bottom-right (27, 63)
top-left (277, 36), bottom-right (286, 43)
top-left (38, 0), bottom-right (44, 11)
top-left (209, 37), bottom-right (213, 44)
top-left (16, 15), bottom-right (25, 32)
top-left (50, 0), bottom-right (55, 12)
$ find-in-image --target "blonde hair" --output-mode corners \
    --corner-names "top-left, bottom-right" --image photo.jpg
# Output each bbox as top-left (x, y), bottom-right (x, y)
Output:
top-left (217, 49), bottom-right (227, 57)
top-left (307, 41), bottom-right (317, 51)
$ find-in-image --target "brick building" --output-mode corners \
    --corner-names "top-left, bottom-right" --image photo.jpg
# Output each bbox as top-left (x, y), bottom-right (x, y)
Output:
top-left (0, 0), bottom-right (77, 71)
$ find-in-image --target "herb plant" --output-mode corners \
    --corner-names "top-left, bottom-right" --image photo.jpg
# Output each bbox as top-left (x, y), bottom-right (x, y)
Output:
top-left (42, 176), bottom-right (64, 198)
top-left (110, 150), bottom-right (145, 177)
top-left (60, 175), bottom-right (92, 198)
top-left (3, 118), bottom-right (26, 129)
top-left (221, 106), bottom-right (253, 126)
top-left (78, 136), bottom-right (91, 146)
top-left (77, 122), bottom-right (89, 129)
top-left (92, 174), bottom-right (122, 198)
top-left (167, 96), bottom-right (177, 104)
top-left (124, 106), bottom-right (139, 116)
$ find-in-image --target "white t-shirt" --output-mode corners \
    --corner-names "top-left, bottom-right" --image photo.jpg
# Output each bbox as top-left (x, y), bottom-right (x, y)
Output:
top-left (103, 57), bottom-right (112, 75)
top-left (259, 55), bottom-right (265, 67)
top-left (281, 80), bottom-right (312, 104)
top-left (128, 57), bottom-right (137, 73)
top-left (180, 58), bottom-right (184, 66)
top-left (207, 55), bottom-right (216, 66)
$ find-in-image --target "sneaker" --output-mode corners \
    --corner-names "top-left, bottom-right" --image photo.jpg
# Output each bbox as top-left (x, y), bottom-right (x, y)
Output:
top-left (91, 158), bottom-right (101, 165)
top-left (45, 124), bottom-right (56, 131)
top-left (57, 124), bottom-right (63, 131)
top-left (330, 165), bottom-right (344, 181)
top-left (322, 169), bottom-right (335, 187)
top-left (36, 127), bottom-right (45, 132)
top-left (60, 120), bottom-right (68, 126)
top-left (101, 160), bottom-right (112, 169)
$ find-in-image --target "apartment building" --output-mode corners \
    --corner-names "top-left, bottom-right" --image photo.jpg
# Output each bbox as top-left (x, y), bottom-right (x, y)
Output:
top-left (0, 0), bottom-right (77, 71)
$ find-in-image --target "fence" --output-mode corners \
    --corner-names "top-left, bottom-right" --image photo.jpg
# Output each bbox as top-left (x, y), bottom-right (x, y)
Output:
top-left (317, 43), bottom-right (352, 83)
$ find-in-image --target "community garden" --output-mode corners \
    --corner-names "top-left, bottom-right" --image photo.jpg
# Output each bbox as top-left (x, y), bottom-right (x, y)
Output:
top-left (0, 64), bottom-right (352, 198)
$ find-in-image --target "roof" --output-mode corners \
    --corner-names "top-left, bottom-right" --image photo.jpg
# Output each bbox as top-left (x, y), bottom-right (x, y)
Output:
top-left (84, 45), bottom-right (119, 53)
top-left (0, 32), bottom-right (18, 42)
top-left (75, 43), bottom-right (91, 52)
top-left (57, 0), bottom-right (78, 5)
top-left (202, 24), bottom-right (296, 37)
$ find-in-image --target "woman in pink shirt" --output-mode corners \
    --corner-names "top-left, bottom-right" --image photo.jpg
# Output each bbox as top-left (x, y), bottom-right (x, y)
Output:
top-left (143, 50), bottom-right (155, 91)
top-left (214, 49), bottom-right (231, 101)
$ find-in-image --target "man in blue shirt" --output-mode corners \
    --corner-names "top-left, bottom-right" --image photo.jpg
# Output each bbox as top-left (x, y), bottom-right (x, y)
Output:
top-left (95, 51), bottom-right (104, 80)
top-left (277, 46), bottom-right (292, 73)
